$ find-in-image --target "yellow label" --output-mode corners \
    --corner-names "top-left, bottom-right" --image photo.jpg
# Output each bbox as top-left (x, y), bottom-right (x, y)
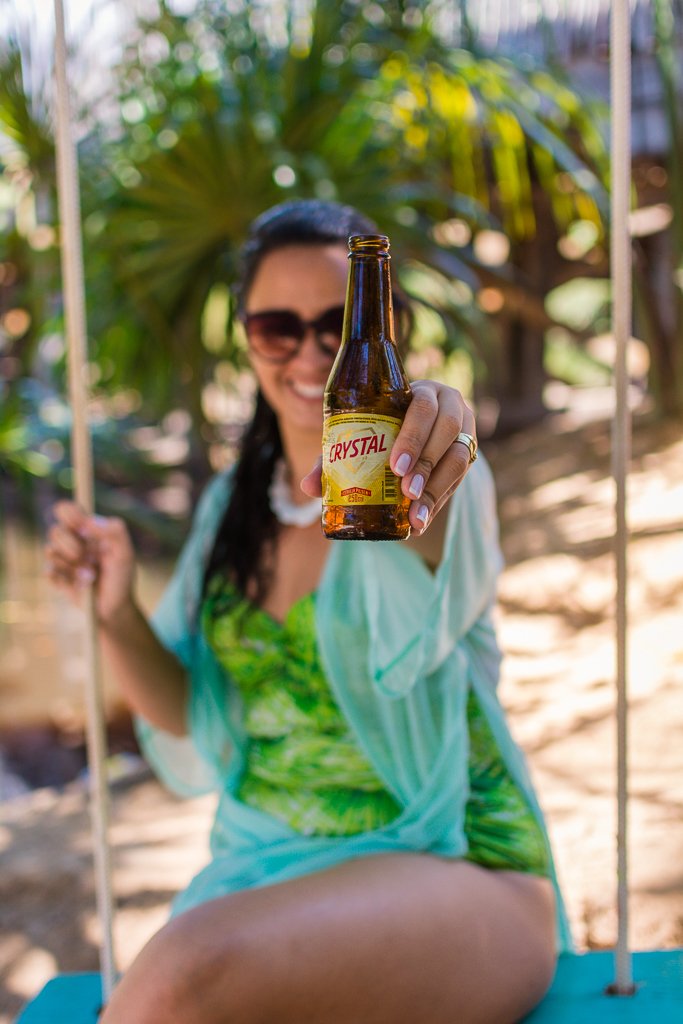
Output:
top-left (322, 413), bottom-right (403, 506)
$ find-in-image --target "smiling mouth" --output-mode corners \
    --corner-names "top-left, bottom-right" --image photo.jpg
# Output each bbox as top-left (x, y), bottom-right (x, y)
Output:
top-left (290, 382), bottom-right (325, 399)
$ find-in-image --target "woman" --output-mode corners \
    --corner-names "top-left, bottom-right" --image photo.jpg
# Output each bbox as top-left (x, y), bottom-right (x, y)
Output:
top-left (46, 200), bottom-right (567, 1024)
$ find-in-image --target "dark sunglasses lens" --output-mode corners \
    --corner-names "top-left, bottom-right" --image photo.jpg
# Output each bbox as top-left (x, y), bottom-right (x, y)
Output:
top-left (244, 311), bottom-right (303, 361)
top-left (314, 306), bottom-right (346, 343)
top-left (311, 307), bottom-right (345, 357)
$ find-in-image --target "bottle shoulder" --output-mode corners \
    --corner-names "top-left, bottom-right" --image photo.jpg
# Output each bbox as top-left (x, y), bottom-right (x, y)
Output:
top-left (325, 337), bottom-right (410, 396)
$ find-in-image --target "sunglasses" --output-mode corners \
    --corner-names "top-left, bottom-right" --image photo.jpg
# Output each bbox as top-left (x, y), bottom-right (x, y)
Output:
top-left (240, 305), bottom-right (346, 363)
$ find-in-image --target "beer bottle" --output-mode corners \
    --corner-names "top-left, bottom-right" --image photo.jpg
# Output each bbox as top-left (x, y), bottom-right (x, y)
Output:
top-left (322, 234), bottom-right (412, 540)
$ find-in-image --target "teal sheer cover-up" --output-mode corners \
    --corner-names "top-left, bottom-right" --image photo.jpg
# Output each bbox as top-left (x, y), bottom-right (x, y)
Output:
top-left (135, 456), bottom-right (572, 952)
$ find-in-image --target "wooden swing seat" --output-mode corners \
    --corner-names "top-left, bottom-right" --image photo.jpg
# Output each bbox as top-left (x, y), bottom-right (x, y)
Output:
top-left (16, 949), bottom-right (683, 1022)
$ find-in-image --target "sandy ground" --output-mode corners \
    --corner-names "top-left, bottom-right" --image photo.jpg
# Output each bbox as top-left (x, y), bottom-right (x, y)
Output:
top-left (1, 396), bottom-right (682, 1021)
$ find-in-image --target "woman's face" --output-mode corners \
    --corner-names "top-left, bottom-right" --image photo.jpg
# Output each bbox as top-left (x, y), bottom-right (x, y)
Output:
top-left (244, 243), bottom-right (348, 437)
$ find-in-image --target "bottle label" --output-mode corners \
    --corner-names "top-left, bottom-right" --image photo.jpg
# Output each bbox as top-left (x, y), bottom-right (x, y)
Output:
top-left (322, 413), bottom-right (403, 506)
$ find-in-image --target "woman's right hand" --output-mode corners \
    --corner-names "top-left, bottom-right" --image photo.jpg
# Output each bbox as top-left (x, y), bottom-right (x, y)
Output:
top-left (45, 502), bottom-right (137, 627)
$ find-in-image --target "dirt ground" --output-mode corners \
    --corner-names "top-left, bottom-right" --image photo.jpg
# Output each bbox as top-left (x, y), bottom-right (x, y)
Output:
top-left (1, 394), bottom-right (682, 1022)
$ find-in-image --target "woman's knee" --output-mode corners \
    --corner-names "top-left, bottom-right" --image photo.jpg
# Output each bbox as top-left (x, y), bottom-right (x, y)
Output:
top-left (100, 905), bottom-right (256, 1024)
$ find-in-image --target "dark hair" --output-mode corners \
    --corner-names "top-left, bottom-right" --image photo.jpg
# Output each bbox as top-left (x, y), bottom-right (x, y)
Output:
top-left (202, 199), bottom-right (409, 604)
top-left (235, 199), bottom-right (378, 313)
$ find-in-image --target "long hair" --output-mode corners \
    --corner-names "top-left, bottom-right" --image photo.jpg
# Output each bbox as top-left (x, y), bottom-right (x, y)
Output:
top-left (202, 199), bottom-right (407, 603)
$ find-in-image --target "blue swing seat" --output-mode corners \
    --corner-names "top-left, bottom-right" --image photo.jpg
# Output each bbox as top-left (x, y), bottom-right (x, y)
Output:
top-left (16, 949), bottom-right (683, 1022)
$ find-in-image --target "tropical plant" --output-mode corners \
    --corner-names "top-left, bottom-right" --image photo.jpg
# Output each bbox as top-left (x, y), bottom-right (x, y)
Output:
top-left (0, 26), bottom-right (59, 373)
top-left (1, 0), bottom-right (611, 489)
top-left (87, 0), bottom-right (608, 438)
top-left (632, 0), bottom-right (683, 415)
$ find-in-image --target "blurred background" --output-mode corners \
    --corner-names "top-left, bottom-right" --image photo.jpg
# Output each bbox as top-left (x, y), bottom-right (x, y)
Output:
top-left (1, 1), bottom-right (682, 1019)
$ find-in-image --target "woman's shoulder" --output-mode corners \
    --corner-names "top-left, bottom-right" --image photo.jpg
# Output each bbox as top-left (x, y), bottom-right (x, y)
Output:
top-left (193, 466), bottom-right (236, 525)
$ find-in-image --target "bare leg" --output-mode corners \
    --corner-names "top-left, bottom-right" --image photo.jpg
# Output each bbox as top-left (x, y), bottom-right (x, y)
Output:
top-left (100, 854), bottom-right (556, 1024)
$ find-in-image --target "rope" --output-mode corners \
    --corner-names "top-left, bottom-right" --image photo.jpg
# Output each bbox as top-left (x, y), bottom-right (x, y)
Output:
top-left (53, 0), bottom-right (117, 1002)
top-left (609, 0), bottom-right (634, 996)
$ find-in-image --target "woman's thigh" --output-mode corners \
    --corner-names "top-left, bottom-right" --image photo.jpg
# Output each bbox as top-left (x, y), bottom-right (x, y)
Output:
top-left (101, 853), bottom-right (557, 1024)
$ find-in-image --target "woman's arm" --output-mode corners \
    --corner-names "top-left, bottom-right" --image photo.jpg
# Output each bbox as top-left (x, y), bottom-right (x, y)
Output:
top-left (46, 503), bottom-right (188, 736)
top-left (403, 501), bottom-right (449, 570)
top-left (98, 601), bottom-right (188, 736)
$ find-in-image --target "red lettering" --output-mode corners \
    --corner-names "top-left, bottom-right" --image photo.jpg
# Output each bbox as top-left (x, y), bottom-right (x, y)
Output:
top-left (331, 431), bottom-right (390, 462)
top-left (341, 486), bottom-right (372, 498)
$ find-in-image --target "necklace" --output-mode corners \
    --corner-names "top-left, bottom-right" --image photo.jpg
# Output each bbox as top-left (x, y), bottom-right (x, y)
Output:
top-left (268, 458), bottom-right (322, 527)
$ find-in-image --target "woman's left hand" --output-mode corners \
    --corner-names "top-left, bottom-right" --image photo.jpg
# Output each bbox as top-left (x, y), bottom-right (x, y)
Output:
top-left (301, 381), bottom-right (477, 534)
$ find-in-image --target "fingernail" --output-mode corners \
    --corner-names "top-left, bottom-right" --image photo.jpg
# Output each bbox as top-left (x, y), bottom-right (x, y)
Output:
top-left (76, 567), bottom-right (96, 584)
top-left (78, 515), bottom-right (107, 537)
top-left (416, 504), bottom-right (430, 526)
top-left (408, 474), bottom-right (425, 499)
top-left (394, 452), bottom-right (412, 477)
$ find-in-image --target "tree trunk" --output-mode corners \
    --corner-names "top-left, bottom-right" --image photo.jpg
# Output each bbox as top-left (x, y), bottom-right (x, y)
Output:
top-left (633, 236), bottom-right (683, 417)
top-left (492, 191), bottom-right (557, 436)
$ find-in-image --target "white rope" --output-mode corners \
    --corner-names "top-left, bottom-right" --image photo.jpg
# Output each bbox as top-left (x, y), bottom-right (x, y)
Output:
top-left (53, 0), bottom-right (117, 1003)
top-left (610, 0), bottom-right (633, 995)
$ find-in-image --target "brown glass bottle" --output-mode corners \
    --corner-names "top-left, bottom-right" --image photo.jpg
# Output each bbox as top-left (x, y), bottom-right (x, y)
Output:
top-left (322, 234), bottom-right (412, 540)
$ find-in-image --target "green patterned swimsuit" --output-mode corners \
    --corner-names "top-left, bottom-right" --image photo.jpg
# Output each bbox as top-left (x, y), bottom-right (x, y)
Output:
top-left (202, 575), bottom-right (550, 876)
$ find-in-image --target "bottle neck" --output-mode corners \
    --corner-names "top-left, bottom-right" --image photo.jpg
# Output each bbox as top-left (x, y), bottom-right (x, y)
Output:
top-left (345, 254), bottom-right (395, 342)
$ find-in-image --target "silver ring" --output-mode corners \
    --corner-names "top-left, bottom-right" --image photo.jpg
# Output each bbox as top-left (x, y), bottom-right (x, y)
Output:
top-left (455, 431), bottom-right (478, 464)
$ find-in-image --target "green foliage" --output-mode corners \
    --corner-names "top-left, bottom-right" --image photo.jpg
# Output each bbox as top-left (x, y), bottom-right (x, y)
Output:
top-left (0, 0), bottom-right (611, 485)
top-left (87, 1), bottom-right (607, 416)
top-left (544, 329), bottom-right (612, 389)
top-left (545, 278), bottom-right (611, 335)
top-left (0, 36), bottom-right (54, 178)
